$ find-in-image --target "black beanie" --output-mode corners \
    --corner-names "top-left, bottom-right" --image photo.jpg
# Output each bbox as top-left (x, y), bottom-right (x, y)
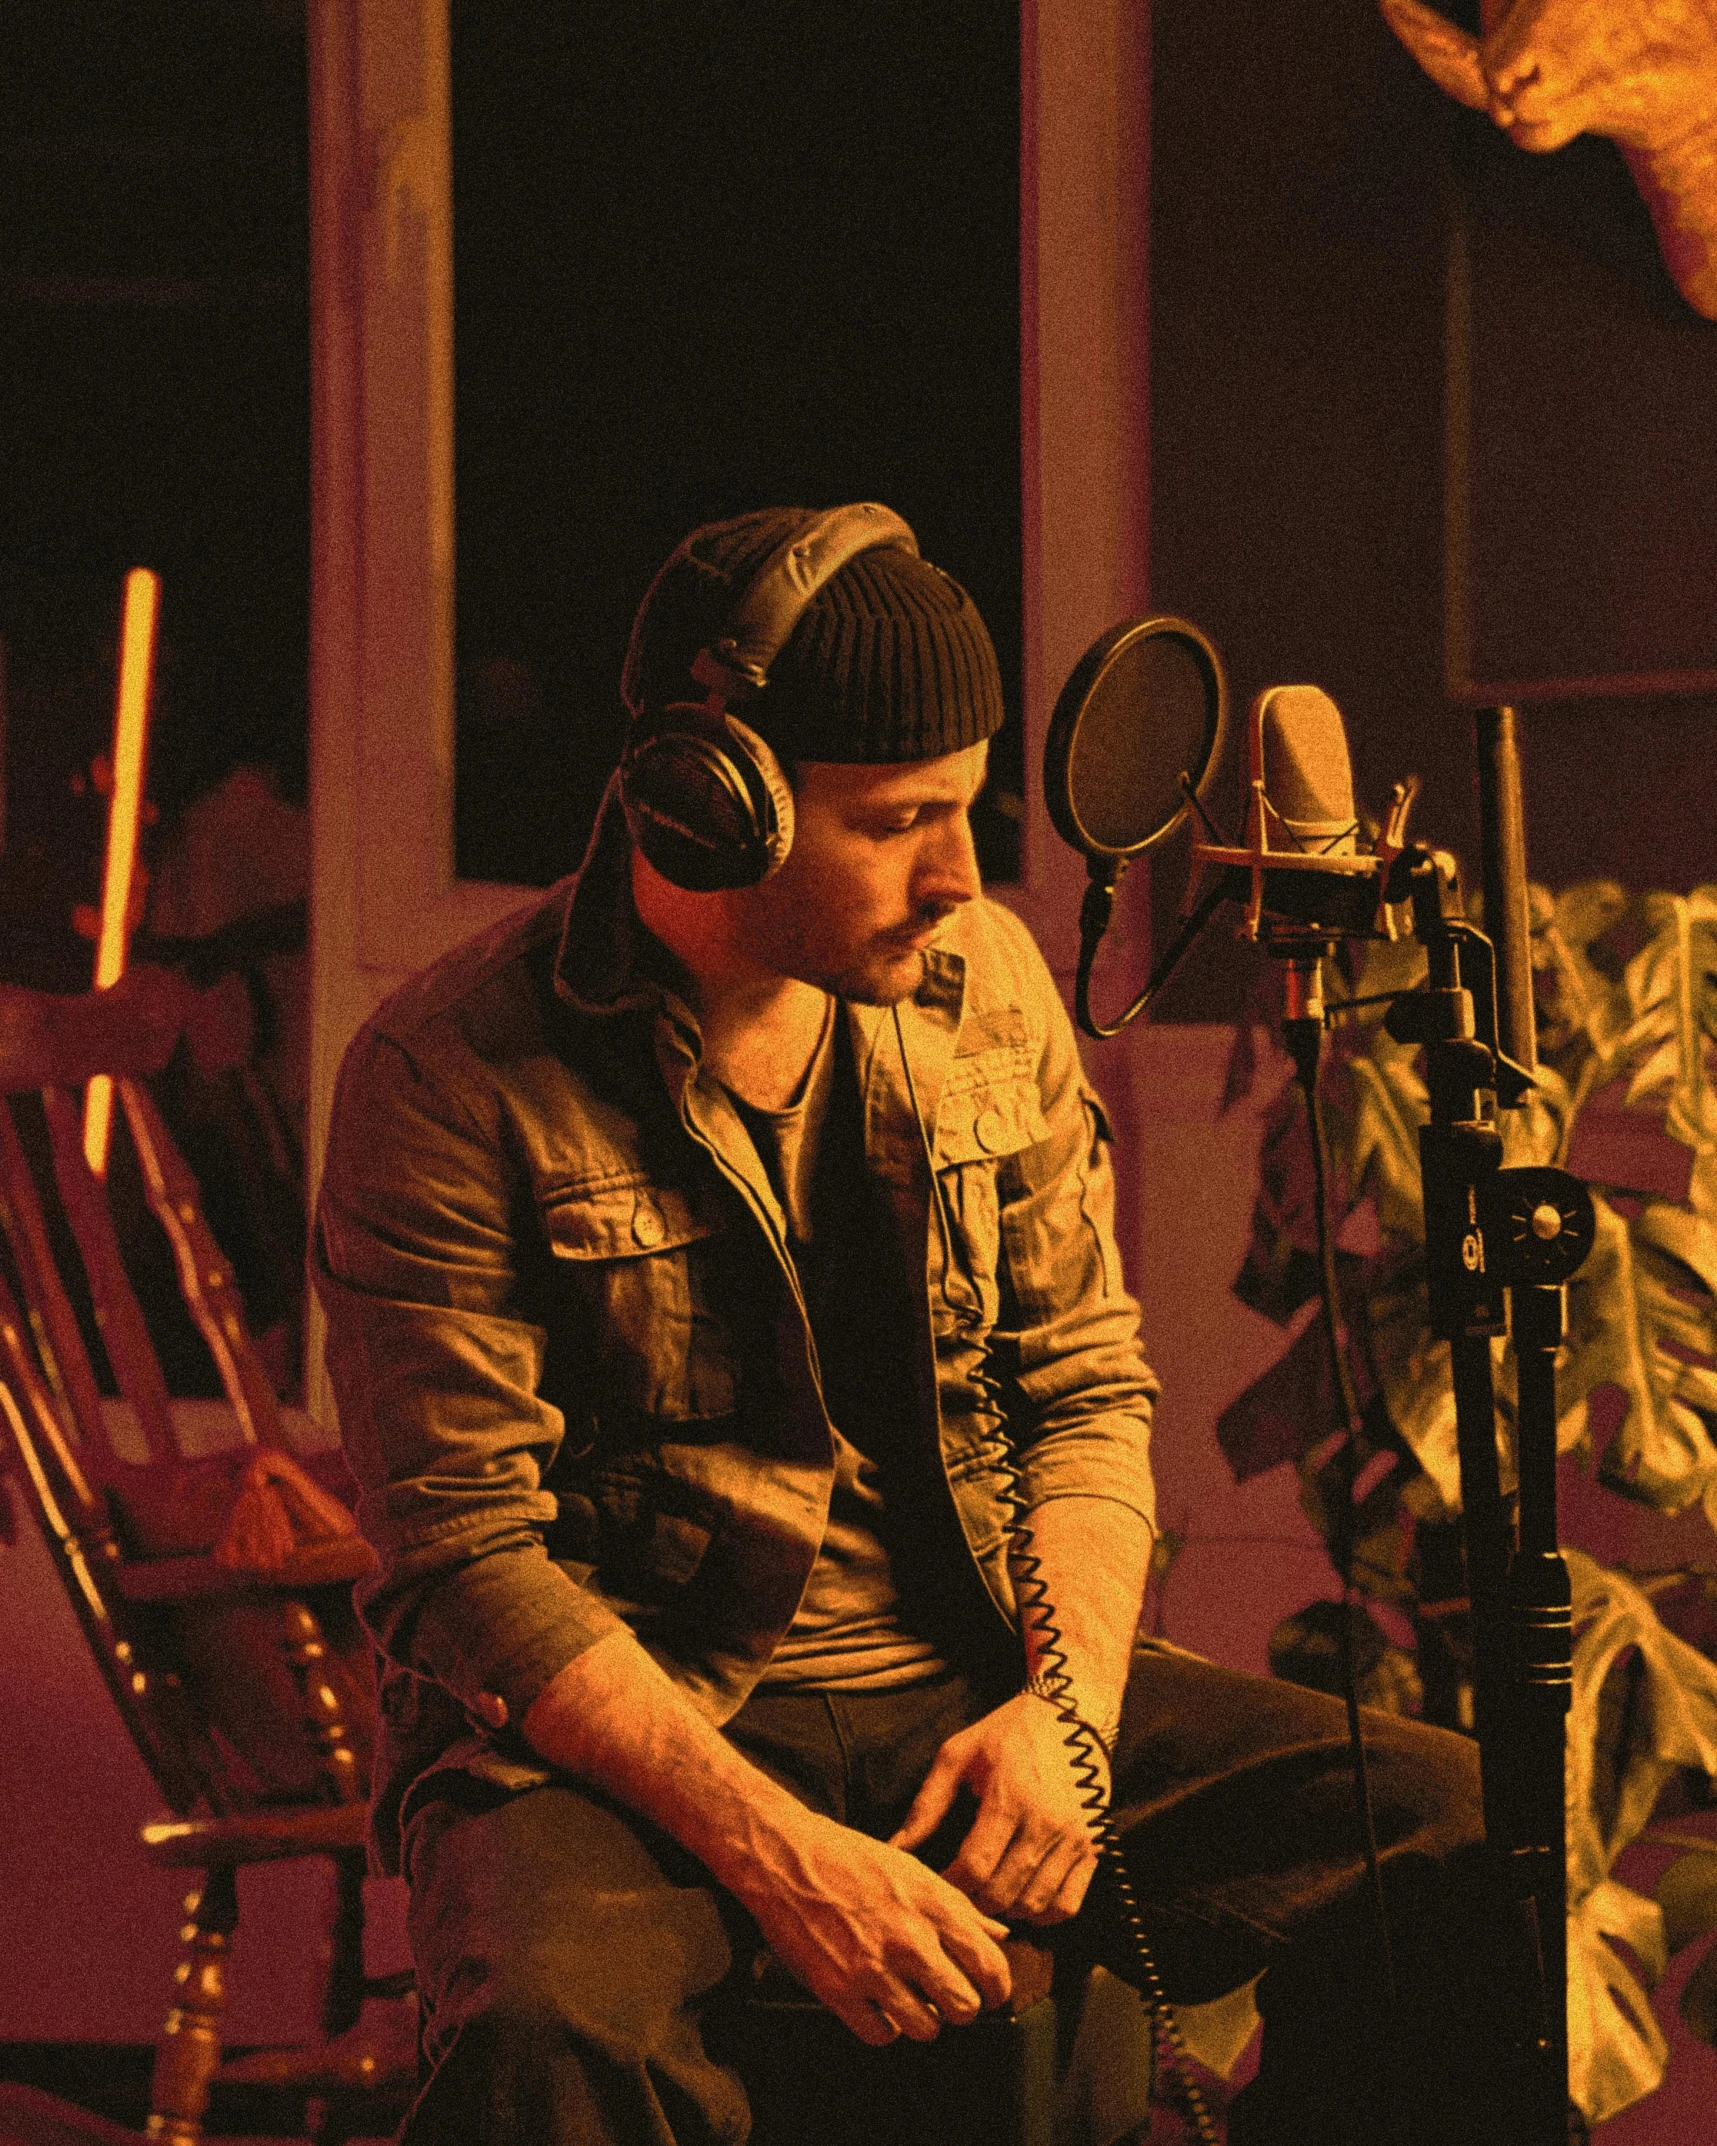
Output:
top-left (621, 507), bottom-right (1006, 763)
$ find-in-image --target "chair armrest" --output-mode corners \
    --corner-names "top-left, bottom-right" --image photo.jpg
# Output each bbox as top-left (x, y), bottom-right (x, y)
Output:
top-left (140, 1801), bottom-right (372, 1867)
top-left (113, 1536), bottom-right (378, 1602)
top-left (218, 1994), bottom-right (419, 2095)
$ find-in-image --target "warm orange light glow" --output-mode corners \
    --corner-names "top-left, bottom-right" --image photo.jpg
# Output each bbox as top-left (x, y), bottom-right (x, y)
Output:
top-left (83, 569), bottom-right (160, 1175)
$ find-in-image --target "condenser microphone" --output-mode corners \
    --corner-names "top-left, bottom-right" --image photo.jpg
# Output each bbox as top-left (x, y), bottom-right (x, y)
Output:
top-left (1257, 686), bottom-right (1360, 857)
top-left (1247, 686), bottom-right (1371, 1013)
top-left (1180, 679), bottom-right (1394, 947)
top-left (1250, 686), bottom-right (1422, 1038)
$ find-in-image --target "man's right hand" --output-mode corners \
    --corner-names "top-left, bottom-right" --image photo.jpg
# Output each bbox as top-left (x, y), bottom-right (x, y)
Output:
top-left (522, 1632), bottom-right (1011, 2045)
top-left (723, 1809), bottom-right (1013, 2046)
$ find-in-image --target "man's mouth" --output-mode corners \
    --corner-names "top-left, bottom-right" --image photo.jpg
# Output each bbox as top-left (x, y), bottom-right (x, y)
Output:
top-left (879, 929), bottom-right (936, 960)
top-left (881, 913), bottom-right (952, 956)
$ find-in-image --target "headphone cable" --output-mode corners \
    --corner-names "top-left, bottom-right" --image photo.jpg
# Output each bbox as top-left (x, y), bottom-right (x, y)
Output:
top-left (891, 1007), bottom-right (1219, 2142)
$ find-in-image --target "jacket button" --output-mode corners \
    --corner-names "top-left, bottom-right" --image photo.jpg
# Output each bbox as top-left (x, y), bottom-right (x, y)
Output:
top-left (632, 1200), bottom-right (665, 1248)
top-left (974, 1106), bottom-right (1005, 1153)
top-left (472, 1691), bottom-right (509, 1730)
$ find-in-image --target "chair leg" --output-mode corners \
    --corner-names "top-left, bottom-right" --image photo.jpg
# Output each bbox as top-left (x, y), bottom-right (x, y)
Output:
top-left (322, 1851), bottom-right (367, 2041)
top-left (148, 1865), bottom-right (238, 2146)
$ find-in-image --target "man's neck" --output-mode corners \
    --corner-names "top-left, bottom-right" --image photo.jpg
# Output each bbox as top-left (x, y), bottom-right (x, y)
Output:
top-left (632, 851), bottom-right (833, 1112)
top-left (698, 975), bottom-right (834, 1113)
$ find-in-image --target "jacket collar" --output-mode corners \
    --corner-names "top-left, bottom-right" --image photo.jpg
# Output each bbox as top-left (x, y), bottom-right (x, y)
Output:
top-left (552, 779), bottom-right (699, 1032)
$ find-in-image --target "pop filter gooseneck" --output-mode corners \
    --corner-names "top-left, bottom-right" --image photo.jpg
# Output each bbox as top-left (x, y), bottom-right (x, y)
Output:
top-left (1042, 616), bottom-right (1227, 1038)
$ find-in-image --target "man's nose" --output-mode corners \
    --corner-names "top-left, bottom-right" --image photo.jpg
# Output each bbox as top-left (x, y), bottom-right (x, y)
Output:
top-left (917, 810), bottom-right (983, 910)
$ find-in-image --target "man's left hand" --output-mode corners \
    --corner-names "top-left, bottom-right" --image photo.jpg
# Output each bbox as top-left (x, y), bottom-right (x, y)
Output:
top-left (888, 1691), bottom-right (1106, 1926)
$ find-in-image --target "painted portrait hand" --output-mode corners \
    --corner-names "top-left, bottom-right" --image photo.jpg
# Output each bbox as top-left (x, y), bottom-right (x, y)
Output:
top-left (1380, 0), bottom-right (1717, 316)
top-left (889, 1690), bottom-right (1107, 1927)
top-left (730, 1811), bottom-right (1014, 2046)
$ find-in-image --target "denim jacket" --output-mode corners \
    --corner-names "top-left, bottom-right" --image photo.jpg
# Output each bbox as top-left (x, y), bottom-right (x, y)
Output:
top-left (314, 799), bottom-right (1158, 1868)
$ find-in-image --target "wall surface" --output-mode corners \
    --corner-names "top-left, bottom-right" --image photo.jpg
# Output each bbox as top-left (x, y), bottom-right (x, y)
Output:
top-left (1146, 0), bottom-right (1717, 1023)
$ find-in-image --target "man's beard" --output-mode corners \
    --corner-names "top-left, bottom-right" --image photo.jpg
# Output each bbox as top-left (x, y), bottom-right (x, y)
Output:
top-left (825, 943), bottom-right (927, 1007)
top-left (743, 900), bottom-right (949, 1006)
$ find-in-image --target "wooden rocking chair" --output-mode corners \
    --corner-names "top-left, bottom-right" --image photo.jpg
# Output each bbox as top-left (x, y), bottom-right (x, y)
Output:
top-left (0, 970), bottom-right (413, 2145)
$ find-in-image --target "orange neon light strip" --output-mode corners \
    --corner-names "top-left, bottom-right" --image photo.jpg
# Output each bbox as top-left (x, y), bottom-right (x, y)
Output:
top-left (83, 569), bottom-right (160, 1175)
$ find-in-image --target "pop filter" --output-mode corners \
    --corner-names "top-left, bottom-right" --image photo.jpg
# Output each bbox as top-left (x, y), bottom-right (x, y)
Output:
top-left (1044, 615), bottom-right (1226, 862)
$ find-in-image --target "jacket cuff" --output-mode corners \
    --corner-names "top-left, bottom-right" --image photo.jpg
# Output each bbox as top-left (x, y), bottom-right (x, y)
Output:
top-left (412, 1549), bottom-right (630, 1727)
top-left (1020, 1439), bottom-right (1157, 1537)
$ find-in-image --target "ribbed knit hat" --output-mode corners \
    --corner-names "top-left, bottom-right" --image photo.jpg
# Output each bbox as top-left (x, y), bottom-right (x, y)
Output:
top-left (621, 507), bottom-right (1005, 763)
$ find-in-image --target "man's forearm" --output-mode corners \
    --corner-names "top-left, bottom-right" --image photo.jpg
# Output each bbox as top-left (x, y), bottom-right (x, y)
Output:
top-left (1014, 1496), bottom-right (1153, 1739)
top-left (520, 1626), bottom-right (809, 1895)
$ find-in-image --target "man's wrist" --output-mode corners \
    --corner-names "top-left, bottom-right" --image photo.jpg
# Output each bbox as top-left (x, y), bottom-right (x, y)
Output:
top-left (1022, 1670), bottom-right (1119, 1756)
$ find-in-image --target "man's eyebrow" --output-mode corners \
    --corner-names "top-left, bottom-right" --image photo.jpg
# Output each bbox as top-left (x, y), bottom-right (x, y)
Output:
top-left (873, 767), bottom-right (987, 801)
top-left (855, 786), bottom-right (971, 812)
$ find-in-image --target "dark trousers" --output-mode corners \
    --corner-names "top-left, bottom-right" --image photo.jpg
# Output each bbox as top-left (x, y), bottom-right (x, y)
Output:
top-left (398, 1649), bottom-right (1539, 2145)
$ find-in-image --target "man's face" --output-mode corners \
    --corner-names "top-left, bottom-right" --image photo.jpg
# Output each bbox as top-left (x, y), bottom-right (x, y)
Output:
top-left (732, 741), bottom-right (989, 1003)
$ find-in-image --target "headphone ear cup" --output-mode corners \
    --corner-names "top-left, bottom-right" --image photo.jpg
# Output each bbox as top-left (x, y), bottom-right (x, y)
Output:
top-left (620, 708), bottom-right (793, 891)
top-left (723, 714), bottom-right (794, 878)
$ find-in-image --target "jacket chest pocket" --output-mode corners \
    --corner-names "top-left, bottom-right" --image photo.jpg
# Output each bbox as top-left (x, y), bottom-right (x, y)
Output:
top-left (543, 1181), bottom-right (739, 1423)
top-left (932, 1067), bottom-right (1049, 1321)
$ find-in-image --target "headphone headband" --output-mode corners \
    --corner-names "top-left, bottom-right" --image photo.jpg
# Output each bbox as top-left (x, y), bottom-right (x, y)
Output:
top-left (620, 501), bottom-right (922, 892)
top-left (691, 502), bottom-right (919, 706)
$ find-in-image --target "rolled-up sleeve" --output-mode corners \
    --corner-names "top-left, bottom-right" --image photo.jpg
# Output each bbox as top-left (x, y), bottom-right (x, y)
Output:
top-left (991, 926), bottom-right (1160, 1537)
top-left (314, 1028), bottom-right (625, 1726)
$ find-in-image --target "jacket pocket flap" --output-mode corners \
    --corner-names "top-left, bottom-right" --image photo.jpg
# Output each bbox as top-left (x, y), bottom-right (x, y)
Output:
top-left (934, 1076), bottom-right (1049, 1167)
top-left (544, 1182), bottom-right (720, 1261)
top-left (954, 1006), bottom-right (1029, 1058)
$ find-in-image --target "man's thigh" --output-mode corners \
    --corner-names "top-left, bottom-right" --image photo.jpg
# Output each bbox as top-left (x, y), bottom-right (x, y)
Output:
top-left (393, 1684), bottom-right (974, 2144)
top-left (1106, 1644), bottom-right (1487, 2001)
top-left (406, 1780), bottom-right (736, 2044)
top-left (399, 1684), bottom-right (880, 2050)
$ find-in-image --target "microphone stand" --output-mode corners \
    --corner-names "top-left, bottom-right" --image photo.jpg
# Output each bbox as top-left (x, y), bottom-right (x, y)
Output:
top-left (1063, 693), bottom-right (1592, 2135)
top-left (1385, 829), bottom-right (1592, 2144)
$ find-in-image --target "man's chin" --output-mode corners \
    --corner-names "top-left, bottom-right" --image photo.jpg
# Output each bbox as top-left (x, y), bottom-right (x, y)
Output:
top-left (829, 946), bottom-right (927, 1007)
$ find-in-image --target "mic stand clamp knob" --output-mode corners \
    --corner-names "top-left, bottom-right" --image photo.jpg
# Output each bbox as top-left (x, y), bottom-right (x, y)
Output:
top-left (1385, 988), bottom-right (1477, 1049)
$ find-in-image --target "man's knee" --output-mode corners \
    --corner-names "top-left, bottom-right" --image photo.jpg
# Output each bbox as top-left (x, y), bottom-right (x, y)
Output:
top-left (404, 1803), bottom-right (750, 2146)
top-left (1362, 1710), bottom-right (1486, 1866)
top-left (405, 1783), bottom-right (737, 2054)
top-left (425, 1948), bottom-right (628, 2065)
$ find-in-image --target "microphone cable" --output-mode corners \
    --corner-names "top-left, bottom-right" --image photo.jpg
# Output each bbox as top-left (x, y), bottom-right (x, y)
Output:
top-left (892, 1008), bottom-right (1219, 2144)
top-left (1281, 992), bottom-right (1410, 2139)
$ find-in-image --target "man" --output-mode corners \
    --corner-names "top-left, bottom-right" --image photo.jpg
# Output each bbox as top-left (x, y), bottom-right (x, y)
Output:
top-left (316, 507), bottom-right (1532, 2144)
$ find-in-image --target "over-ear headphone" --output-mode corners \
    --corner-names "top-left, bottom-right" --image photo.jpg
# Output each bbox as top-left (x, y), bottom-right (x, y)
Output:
top-left (619, 502), bottom-right (918, 892)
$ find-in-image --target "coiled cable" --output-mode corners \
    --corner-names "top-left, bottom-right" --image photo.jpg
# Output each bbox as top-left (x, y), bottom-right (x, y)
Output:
top-left (892, 1009), bottom-right (1219, 2143)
